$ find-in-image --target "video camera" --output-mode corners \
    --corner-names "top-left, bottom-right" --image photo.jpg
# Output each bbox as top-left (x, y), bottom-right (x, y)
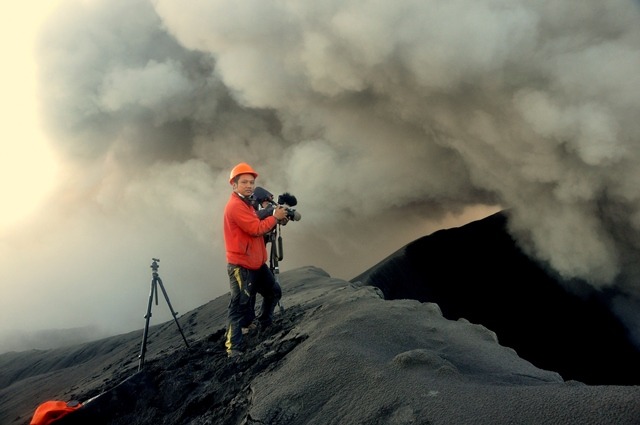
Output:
top-left (253, 187), bottom-right (301, 222)
top-left (276, 193), bottom-right (301, 222)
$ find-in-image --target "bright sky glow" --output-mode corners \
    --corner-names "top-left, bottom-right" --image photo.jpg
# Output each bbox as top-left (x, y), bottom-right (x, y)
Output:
top-left (0, 3), bottom-right (60, 229)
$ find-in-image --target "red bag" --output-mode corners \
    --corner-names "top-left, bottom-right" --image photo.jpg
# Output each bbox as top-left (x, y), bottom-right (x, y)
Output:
top-left (30, 400), bottom-right (82, 425)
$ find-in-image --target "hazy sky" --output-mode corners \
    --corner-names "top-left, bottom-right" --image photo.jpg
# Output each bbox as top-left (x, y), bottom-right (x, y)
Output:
top-left (0, 3), bottom-right (59, 227)
top-left (2, 0), bottom-right (640, 351)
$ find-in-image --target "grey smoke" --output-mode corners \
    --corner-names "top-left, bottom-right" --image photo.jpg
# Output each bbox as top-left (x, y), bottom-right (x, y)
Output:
top-left (1, 0), bottom-right (639, 349)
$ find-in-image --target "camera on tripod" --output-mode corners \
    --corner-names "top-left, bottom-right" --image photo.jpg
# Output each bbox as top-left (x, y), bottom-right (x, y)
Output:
top-left (253, 187), bottom-right (301, 222)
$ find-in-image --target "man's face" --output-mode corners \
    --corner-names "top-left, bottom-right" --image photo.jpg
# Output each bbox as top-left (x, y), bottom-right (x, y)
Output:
top-left (234, 174), bottom-right (255, 197)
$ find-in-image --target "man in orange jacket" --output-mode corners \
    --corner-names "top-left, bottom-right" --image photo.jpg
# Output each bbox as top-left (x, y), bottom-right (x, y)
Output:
top-left (223, 162), bottom-right (288, 358)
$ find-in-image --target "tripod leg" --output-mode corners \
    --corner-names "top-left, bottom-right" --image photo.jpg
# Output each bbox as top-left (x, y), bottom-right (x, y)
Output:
top-left (275, 274), bottom-right (285, 313)
top-left (270, 240), bottom-right (285, 313)
top-left (138, 279), bottom-right (156, 371)
top-left (156, 277), bottom-right (190, 349)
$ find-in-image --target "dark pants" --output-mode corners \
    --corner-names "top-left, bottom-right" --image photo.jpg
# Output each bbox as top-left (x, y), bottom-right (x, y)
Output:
top-left (225, 263), bottom-right (281, 353)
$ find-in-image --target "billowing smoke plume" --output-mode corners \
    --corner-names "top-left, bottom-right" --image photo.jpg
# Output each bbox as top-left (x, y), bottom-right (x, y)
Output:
top-left (2, 0), bottom-right (639, 347)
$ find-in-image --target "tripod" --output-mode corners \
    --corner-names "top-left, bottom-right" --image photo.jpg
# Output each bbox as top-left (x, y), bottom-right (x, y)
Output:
top-left (267, 224), bottom-right (285, 313)
top-left (138, 258), bottom-right (189, 371)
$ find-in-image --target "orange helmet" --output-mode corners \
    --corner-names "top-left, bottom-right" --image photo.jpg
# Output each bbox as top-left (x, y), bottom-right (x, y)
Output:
top-left (229, 162), bottom-right (258, 184)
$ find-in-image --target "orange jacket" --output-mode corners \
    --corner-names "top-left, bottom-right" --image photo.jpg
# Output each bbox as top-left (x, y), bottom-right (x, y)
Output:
top-left (224, 192), bottom-right (277, 270)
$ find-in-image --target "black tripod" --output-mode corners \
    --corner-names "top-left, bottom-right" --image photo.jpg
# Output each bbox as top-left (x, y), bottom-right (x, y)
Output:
top-left (138, 258), bottom-right (189, 371)
top-left (267, 225), bottom-right (285, 313)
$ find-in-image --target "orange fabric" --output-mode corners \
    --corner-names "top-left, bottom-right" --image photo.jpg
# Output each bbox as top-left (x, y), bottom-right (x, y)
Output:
top-left (30, 400), bottom-right (82, 425)
top-left (224, 192), bottom-right (277, 269)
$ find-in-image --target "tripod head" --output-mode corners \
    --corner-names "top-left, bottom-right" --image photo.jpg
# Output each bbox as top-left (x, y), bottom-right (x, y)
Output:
top-left (150, 258), bottom-right (160, 274)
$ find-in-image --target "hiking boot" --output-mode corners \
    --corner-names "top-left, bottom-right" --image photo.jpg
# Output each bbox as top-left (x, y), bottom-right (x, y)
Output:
top-left (242, 322), bottom-right (258, 335)
top-left (227, 350), bottom-right (243, 358)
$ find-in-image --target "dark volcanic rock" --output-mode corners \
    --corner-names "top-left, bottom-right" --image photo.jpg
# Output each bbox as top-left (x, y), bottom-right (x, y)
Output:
top-left (4, 212), bottom-right (640, 425)
top-left (352, 211), bottom-right (640, 385)
top-left (50, 307), bottom-right (307, 425)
